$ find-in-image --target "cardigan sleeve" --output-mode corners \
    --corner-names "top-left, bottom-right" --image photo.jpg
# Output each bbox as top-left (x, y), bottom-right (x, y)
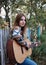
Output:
top-left (12, 27), bottom-right (24, 44)
top-left (12, 27), bottom-right (29, 49)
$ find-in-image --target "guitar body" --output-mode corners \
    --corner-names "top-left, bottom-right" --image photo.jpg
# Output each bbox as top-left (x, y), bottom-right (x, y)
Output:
top-left (6, 39), bottom-right (17, 64)
top-left (13, 39), bottom-right (32, 63)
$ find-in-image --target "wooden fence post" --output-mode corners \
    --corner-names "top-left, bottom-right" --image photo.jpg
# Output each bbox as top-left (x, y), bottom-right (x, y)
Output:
top-left (0, 29), bottom-right (5, 65)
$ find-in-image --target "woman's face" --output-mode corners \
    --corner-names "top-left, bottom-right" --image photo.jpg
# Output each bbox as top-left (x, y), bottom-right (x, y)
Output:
top-left (19, 16), bottom-right (26, 27)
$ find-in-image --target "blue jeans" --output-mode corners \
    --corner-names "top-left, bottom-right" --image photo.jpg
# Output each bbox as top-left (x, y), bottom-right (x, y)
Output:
top-left (17, 58), bottom-right (37, 65)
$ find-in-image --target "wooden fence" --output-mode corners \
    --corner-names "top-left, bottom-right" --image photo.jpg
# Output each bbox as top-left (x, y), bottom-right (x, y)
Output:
top-left (0, 27), bottom-right (9, 65)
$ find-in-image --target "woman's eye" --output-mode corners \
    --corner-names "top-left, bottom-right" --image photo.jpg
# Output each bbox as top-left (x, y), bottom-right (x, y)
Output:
top-left (20, 19), bottom-right (26, 21)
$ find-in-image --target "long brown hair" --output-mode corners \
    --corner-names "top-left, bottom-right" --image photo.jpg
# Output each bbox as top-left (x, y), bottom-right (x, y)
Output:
top-left (14, 13), bottom-right (27, 34)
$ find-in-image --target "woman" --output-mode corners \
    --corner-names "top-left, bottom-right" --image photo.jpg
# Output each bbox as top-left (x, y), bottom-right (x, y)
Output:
top-left (7, 13), bottom-right (37, 65)
top-left (11, 13), bottom-right (37, 65)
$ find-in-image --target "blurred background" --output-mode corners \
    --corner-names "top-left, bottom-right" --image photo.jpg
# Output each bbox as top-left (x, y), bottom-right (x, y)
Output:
top-left (0, 0), bottom-right (46, 65)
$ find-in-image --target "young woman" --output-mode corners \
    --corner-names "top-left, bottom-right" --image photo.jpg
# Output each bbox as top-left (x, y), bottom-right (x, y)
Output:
top-left (6, 13), bottom-right (38, 65)
top-left (11, 13), bottom-right (37, 65)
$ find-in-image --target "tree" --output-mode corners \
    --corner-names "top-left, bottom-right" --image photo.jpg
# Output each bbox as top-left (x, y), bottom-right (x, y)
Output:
top-left (0, 0), bottom-right (46, 28)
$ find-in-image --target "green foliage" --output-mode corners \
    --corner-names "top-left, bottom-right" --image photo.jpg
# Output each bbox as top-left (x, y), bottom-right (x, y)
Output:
top-left (31, 30), bottom-right (46, 65)
top-left (0, 0), bottom-right (46, 27)
top-left (0, 17), bottom-right (4, 25)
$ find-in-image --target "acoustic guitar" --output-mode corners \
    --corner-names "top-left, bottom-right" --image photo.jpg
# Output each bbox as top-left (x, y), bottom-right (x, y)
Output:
top-left (13, 39), bottom-right (39, 63)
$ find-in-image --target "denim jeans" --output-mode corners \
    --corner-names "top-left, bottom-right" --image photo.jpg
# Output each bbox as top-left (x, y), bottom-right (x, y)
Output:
top-left (17, 58), bottom-right (37, 65)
